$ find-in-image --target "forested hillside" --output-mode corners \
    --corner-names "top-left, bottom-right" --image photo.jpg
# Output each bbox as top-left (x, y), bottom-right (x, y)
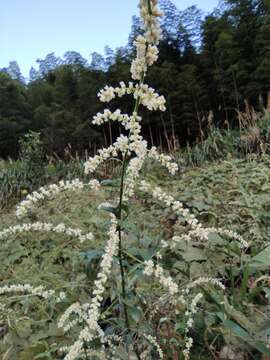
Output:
top-left (1, 0), bottom-right (269, 158)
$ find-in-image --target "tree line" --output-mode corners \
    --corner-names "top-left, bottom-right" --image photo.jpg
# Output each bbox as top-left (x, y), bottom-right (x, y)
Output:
top-left (0, 0), bottom-right (269, 158)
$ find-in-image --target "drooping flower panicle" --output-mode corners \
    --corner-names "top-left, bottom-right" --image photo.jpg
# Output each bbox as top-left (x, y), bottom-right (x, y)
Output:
top-left (16, 179), bottom-right (100, 218)
top-left (61, 215), bottom-right (119, 360)
top-left (0, 222), bottom-right (94, 244)
top-left (139, 180), bottom-right (248, 249)
top-left (0, 284), bottom-right (66, 303)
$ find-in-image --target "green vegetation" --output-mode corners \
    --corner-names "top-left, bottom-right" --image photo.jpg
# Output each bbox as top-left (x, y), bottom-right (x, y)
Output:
top-left (1, 112), bottom-right (270, 358)
top-left (0, 132), bottom-right (86, 208)
top-left (1, 0), bottom-right (270, 358)
top-left (2, 110), bottom-right (270, 209)
top-left (1, 153), bottom-right (270, 359)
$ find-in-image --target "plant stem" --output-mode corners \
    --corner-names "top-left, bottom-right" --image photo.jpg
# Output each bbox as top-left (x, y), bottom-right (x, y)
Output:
top-left (117, 154), bottom-right (130, 329)
top-left (116, 71), bottom-right (145, 329)
top-left (116, 57), bottom-right (146, 360)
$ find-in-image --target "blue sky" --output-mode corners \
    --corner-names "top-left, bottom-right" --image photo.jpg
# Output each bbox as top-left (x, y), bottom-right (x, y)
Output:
top-left (0, 0), bottom-right (218, 77)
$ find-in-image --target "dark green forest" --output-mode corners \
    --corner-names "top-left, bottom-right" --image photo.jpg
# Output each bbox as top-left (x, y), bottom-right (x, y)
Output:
top-left (1, 0), bottom-right (269, 158)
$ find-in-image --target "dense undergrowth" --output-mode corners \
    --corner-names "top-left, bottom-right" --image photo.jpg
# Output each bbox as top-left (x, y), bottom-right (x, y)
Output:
top-left (1, 110), bottom-right (270, 209)
top-left (1, 117), bottom-right (270, 359)
top-left (1, 153), bottom-right (270, 359)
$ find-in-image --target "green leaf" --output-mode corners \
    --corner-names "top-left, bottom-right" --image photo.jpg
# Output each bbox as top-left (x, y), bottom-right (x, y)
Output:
top-left (223, 297), bottom-right (257, 332)
top-left (16, 320), bottom-right (32, 338)
top-left (101, 179), bottom-right (118, 187)
top-left (128, 247), bottom-right (155, 260)
top-left (175, 321), bottom-right (186, 334)
top-left (222, 320), bottom-right (270, 356)
top-left (29, 331), bottom-right (49, 343)
top-left (19, 343), bottom-right (48, 360)
top-left (248, 245), bottom-right (270, 272)
top-left (80, 250), bottom-right (104, 279)
top-left (191, 200), bottom-right (210, 211)
top-left (80, 249), bottom-right (103, 263)
top-left (98, 203), bottom-right (118, 215)
top-left (208, 233), bottom-right (225, 246)
top-left (140, 236), bottom-right (153, 248)
top-left (129, 306), bottom-right (142, 323)
top-left (181, 246), bottom-right (207, 263)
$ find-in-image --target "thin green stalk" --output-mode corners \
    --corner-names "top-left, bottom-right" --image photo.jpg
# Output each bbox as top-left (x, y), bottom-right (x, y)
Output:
top-left (116, 10), bottom-right (150, 354)
top-left (117, 154), bottom-right (130, 329)
top-left (116, 70), bottom-right (145, 327)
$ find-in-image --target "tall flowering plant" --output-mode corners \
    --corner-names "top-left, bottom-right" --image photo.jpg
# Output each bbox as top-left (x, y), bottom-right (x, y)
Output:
top-left (1, 1), bottom-right (249, 359)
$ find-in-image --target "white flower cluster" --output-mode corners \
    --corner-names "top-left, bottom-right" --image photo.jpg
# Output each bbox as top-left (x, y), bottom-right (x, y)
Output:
top-left (121, 113), bottom-right (146, 199)
top-left (98, 81), bottom-right (166, 112)
top-left (132, 35), bottom-right (146, 77)
top-left (211, 228), bottom-right (249, 248)
top-left (0, 222), bottom-right (93, 244)
top-left (85, 145), bottom-right (117, 174)
top-left (84, 0), bottom-right (177, 188)
top-left (62, 215), bottom-right (119, 360)
top-left (92, 109), bottom-right (130, 126)
top-left (127, 114), bottom-right (144, 145)
top-left (85, 137), bottom-right (177, 182)
top-left (114, 134), bottom-right (130, 153)
top-left (0, 284), bottom-right (66, 303)
top-left (124, 157), bottom-right (145, 199)
top-left (183, 293), bottom-right (203, 360)
top-left (183, 337), bottom-right (194, 360)
top-left (60, 334), bottom-right (120, 360)
top-left (155, 264), bottom-right (179, 296)
top-left (85, 128), bottom-right (147, 175)
top-left (144, 334), bottom-right (164, 359)
top-left (174, 227), bottom-right (249, 249)
top-left (134, 84), bottom-right (166, 111)
top-left (58, 302), bottom-right (90, 333)
top-left (139, 181), bottom-right (194, 224)
top-left (131, 35), bottom-right (159, 80)
top-left (139, 181), bottom-right (248, 249)
top-left (16, 179), bottom-right (100, 218)
top-left (143, 259), bottom-right (155, 276)
top-left (139, 0), bottom-right (163, 44)
top-left (148, 147), bottom-right (179, 175)
top-left (143, 260), bottom-right (178, 296)
top-left (186, 277), bottom-right (225, 291)
top-left (98, 81), bottom-right (134, 102)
